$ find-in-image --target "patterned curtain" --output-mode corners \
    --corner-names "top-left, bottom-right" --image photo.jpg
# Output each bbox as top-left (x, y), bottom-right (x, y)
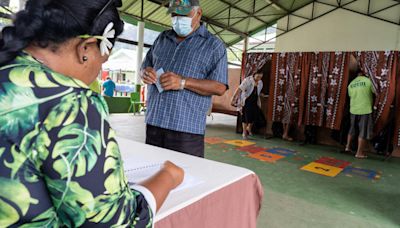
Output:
top-left (268, 53), bottom-right (307, 125)
top-left (304, 52), bottom-right (331, 127)
top-left (393, 51), bottom-right (400, 146)
top-left (303, 52), bottom-right (349, 130)
top-left (241, 53), bottom-right (272, 79)
top-left (356, 51), bottom-right (397, 134)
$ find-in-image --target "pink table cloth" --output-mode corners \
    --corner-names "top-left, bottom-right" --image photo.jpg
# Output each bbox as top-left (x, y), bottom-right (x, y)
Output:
top-left (156, 174), bottom-right (263, 228)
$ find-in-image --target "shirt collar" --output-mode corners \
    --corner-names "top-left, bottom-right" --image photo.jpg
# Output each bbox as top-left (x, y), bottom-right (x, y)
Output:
top-left (18, 52), bottom-right (89, 89)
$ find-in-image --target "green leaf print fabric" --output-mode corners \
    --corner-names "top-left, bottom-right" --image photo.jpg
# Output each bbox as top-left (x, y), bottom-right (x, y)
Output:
top-left (0, 53), bottom-right (153, 227)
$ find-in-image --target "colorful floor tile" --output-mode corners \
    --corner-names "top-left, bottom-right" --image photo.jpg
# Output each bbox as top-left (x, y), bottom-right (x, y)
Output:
top-left (224, 140), bottom-right (256, 147)
top-left (293, 157), bottom-right (305, 161)
top-left (204, 137), bottom-right (225, 144)
top-left (237, 145), bottom-right (268, 154)
top-left (266, 148), bottom-right (296, 157)
top-left (301, 162), bottom-right (343, 177)
top-left (217, 144), bottom-right (229, 148)
top-left (342, 166), bottom-right (381, 180)
top-left (315, 157), bottom-right (351, 169)
top-left (248, 151), bottom-right (285, 163)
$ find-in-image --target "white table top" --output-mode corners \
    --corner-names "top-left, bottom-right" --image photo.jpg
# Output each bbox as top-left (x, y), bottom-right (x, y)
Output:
top-left (117, 137), bottom-right (254, 222)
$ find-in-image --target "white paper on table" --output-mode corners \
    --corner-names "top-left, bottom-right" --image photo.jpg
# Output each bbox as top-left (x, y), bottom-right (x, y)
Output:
top-left (125, 161), bottom-right (204, 193)
top-left (155, 68), bottom-right (164, 93)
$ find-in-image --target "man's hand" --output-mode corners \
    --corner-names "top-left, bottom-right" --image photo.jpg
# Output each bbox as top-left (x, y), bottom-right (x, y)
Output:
top-left (141, 67), bottom-right (157, 84)
top-left (160, 72), bottom-right (183, 91)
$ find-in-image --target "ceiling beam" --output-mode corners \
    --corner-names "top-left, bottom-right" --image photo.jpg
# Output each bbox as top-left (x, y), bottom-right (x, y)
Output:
top-left (213, 13), bottom-right (285, 20)
top-left (269, 0), bottom-right (289, 12)
top-left (202, 16), bottom-right (247, 37)
top-left (225, 0), bottom-right (315, 47)
top-left (217, 0), bottom-right (271, 26)
top-left (120, 11), bottom-right (170, 28)
top-left (209, 0), bottom-right (242, 19)
top-left (246, 0), bottom-right (363, 51)
top-left (145, 0), bottom-right (248, 37)
top-left (316, 0), bottom-right (400, 25)
top-left (144, 0), bottom-right (168, 20)
top-left (214, 2), bottom-right (275, 37)
top-left (0, 12), bottom-right (12, 19)
top-left (116, 38), bottom-right (153, 48)
top-left (122, 0), bottom-right (139, 11)
top-left (370, 2), bottom-right (400, 15)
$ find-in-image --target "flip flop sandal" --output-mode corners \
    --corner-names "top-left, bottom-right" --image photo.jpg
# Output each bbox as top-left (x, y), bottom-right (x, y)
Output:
top-left (343, 148), bottom-right (352, 153)
top-left (283, 136), bottom-right (294, 142)
top-left (355, 154), bottom-right (368, 159)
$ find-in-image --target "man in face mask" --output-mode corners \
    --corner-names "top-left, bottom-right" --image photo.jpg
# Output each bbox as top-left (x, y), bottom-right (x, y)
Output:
top-left (141, 0), bottom-right (228, 158)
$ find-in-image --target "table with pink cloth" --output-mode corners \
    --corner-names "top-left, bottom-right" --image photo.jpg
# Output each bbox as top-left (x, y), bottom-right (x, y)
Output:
top-left (117, 137), bottom-right (264, 228)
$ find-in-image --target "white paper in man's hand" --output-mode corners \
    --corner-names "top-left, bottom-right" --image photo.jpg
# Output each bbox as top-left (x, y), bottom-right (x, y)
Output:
top-left (155, 68), bottom-right (164, 93)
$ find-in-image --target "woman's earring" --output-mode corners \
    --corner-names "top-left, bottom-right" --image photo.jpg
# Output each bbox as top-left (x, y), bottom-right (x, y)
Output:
top-left (83, 56), bottom-right (88, 62)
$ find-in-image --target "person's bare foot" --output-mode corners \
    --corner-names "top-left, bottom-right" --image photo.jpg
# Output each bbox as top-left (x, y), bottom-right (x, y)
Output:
top-left (282, 135), bottom-right (294, 141)
top-left (247, 127), bottom-right (253, 136)
top-left (355, 154), bottom-right (368, 159)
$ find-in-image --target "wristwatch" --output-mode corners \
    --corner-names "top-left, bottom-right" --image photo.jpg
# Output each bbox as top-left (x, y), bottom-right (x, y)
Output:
top-left (180, 77), bottom-right (186, 90)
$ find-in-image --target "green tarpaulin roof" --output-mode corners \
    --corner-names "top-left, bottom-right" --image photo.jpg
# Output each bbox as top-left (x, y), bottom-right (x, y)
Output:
top-left (120, 0), bottom-right (315, 46)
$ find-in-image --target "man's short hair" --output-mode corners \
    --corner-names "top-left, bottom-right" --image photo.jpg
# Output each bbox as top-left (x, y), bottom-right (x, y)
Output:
top-left (356, 68), bottom-right (363, 75)
top-left (256, 69), bottom-right (264, 75)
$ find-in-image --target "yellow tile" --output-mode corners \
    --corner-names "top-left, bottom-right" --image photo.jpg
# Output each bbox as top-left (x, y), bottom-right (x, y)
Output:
top-left (301, 162), bottom-right (343, 177)
top-left (223, 140), bottom-right (256, 147)
top-left (248, 152), bottom-right (285, 163)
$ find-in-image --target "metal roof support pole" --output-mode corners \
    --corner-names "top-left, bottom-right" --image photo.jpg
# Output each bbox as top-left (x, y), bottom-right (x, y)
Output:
top-left (140, 0), bottom-right (144, 20)
top-left (136, 21), bottom-right (145, 84)
top-left (243, 37), bottom-right (249, 54)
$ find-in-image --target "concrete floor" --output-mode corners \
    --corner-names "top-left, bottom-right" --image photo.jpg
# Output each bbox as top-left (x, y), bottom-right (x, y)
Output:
top-left (109, 113), bottom-right (400, 228)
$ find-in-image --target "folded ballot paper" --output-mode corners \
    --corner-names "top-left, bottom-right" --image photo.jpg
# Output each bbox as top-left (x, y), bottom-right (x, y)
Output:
top-left (155, 68), bottom-right (164, 93)
top-left (125, 161), bottom-right (203, 193)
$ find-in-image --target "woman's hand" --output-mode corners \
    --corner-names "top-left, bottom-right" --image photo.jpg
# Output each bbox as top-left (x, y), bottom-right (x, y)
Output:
top-left (161, 161), bottom-right (184, 189)
top-left (231, 93), bottom-right (239, 107)
top-left (230, 98), bottom-right (237, 107)
top-left (139, 161), bottom-right (184, 211)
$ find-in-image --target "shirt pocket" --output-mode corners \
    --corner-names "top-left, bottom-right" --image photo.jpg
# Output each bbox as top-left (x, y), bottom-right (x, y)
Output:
top-left (182, 55), bottom-right (210, 79)
top-left (152, 48), bottom-right (173, 70)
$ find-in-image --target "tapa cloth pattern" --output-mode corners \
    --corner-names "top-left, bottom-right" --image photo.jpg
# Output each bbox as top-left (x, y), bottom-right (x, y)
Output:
top-left (356, 51), bottom-right (397, 135)
top-left (268, 53), bottom-right (306, 125)
top-left (241, 53), bottom-right (272, 79)
top-left (304, 52), bottom-right (349, 130)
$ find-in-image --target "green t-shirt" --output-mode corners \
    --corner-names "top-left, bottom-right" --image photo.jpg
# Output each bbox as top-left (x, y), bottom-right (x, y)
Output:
top-left (348, 76), bottom-right (374, 115)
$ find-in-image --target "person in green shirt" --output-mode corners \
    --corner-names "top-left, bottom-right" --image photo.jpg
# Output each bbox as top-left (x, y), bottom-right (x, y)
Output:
top-left (345, 69), bottom-right (375, 158)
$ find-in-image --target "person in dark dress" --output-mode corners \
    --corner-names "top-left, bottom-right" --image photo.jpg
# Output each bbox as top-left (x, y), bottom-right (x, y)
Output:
top-left (232, 71), bottom-right (264, 139)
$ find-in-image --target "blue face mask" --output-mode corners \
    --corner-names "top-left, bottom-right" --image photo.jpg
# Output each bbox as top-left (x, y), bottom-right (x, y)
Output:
top-left (172, 16), bottom-right (193, 37)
